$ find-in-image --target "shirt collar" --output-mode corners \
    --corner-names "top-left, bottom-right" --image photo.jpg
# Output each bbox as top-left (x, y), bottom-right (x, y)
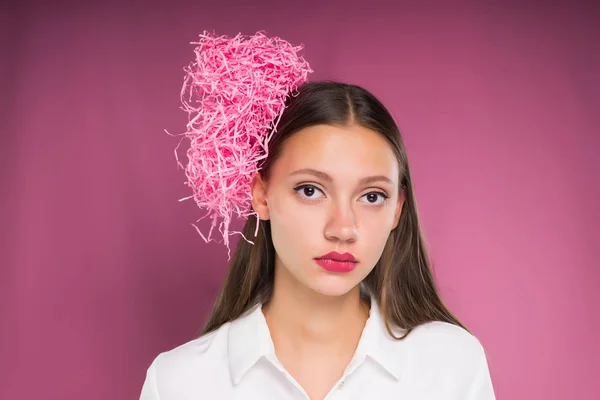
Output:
top-left (356, 295), bottom-right (406, 379)
top-left (227, 294), bottom-right (406, 385)
top-left (227, 302), bottom-right (275, 385)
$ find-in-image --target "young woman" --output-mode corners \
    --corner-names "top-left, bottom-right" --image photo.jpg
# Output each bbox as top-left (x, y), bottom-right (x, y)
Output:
top-left (140, 81), bottom-right (495, 399)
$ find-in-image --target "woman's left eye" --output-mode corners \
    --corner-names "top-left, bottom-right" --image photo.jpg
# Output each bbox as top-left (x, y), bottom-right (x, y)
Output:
top-left (359, 191), bottom-right (389, 205)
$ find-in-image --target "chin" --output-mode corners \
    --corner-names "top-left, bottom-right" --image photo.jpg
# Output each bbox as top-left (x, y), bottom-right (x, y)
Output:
top-left (308, 277), bottom-right (360, 297)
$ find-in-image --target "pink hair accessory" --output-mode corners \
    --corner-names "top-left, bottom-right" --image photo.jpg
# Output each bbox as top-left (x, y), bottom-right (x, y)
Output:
top-left (174, 30), bottom-right (313, 258)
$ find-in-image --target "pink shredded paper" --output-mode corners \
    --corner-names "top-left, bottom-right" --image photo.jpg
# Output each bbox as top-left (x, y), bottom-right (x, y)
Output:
top-left (176, 30), bottom-right (313, 258)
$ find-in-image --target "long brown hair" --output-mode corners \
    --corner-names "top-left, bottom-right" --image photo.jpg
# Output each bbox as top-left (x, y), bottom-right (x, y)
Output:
top-left (199, 81), bottom-right (466, 339)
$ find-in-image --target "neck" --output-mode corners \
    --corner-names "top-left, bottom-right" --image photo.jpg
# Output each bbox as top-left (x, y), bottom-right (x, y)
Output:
top-left (262, 261), bottom-right (370, 350)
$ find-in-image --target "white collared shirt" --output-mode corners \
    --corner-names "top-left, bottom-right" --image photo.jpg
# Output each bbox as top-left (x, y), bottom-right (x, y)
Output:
top-left (140, 298), bottom-right (495, 399)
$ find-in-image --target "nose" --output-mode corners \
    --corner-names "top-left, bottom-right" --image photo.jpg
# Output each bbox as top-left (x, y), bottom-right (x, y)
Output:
top-left (324, 201), bottom-right (358, 243)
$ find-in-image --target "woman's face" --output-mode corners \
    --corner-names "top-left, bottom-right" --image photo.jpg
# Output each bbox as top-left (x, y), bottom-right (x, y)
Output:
top-left (252, 124), bottom-right (404, 297)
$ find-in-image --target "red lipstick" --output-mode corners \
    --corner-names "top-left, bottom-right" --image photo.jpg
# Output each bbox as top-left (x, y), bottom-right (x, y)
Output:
top-left (314, 252), bottom-right (358, 273)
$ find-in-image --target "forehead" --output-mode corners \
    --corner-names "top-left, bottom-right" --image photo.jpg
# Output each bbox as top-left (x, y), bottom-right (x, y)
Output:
top-left (275, 124), bottom-right (399, 181)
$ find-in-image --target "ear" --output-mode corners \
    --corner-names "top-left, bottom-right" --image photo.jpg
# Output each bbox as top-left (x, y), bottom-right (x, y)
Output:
top-left (391, 186), bottom-right (406, 230)
top-left (251, 172), bottom-right (270, 220)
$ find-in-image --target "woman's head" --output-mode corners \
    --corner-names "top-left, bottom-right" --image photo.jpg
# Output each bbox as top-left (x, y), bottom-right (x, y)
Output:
top-left (251, 106), bottom-right (404, 299)
top-left (201, 81), bottom-right (465, 337)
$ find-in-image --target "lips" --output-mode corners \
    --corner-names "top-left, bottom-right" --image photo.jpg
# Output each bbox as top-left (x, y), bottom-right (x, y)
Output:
top-left (314, 252), bottom-right (358, 273)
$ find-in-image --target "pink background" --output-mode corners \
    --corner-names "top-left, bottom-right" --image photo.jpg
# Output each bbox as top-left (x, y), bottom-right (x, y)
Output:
top-left (2, 1), bottom-right (599, 399)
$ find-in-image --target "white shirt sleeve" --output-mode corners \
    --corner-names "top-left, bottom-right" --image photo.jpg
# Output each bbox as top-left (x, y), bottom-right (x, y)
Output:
top-left (139, 357), bottom-right (160, 400)
top-left (466, 348), bottom-right (496, 399)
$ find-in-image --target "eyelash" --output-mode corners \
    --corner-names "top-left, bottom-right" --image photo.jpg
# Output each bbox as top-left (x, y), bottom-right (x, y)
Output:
top-left (293, 184), bottom-right (390, 205)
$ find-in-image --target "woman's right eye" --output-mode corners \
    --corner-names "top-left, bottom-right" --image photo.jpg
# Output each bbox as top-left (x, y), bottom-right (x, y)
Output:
top-left (294, 184), bottom-right (325, 200)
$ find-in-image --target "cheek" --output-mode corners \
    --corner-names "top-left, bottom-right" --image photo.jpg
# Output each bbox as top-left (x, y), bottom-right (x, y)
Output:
top-left (358, 209), bottom-right (395, 253)
top-left (268, 196), bottom-right (323, 255)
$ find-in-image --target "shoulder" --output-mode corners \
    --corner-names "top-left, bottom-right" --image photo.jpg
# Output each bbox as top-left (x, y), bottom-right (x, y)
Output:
top-left (144, 323), bottom-right (232, 394)
top-left (401, 321), bottom-right (488, 374)
top-left (387, 321), bottom-right (495, 397)
top-left (407, 321), bottom-right (483, 351)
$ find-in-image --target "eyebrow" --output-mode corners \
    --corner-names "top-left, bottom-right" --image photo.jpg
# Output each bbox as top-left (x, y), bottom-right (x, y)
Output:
top-left (289, 168), bottom-right (394, 186)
